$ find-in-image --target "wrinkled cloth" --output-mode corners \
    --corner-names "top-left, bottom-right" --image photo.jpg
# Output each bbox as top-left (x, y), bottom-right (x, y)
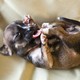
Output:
top-left (1, 0), bottom-right (80, 80)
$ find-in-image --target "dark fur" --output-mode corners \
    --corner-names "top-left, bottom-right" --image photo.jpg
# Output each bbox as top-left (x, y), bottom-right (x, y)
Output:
top-left (0, 16), bottom-right (39, 56)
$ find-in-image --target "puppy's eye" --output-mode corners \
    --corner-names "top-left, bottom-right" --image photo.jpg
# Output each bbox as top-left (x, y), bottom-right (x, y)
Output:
top-left (13, 32), bottom-right (20, 41)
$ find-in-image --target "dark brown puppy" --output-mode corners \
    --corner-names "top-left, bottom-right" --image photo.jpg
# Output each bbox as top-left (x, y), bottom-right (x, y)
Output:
top-left (1, 16), bottom-right (80, 69)
top-left (0, 15), bottom-right (39, 56)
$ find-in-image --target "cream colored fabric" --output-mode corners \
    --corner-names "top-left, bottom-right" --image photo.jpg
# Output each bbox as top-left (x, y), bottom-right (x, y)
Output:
top-left (2, 0), bottom-right (80, 24)
top-left (0, 0), bottom-right (80, 80)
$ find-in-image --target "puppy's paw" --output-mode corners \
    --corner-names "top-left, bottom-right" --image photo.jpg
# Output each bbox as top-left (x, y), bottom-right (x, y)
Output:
top-left (23, 15), bottom-right (31, 24)
top-left (42, 23), bottom-right (50, 28)
top-left (41, 23), bottom-right (51, 35)
top-left (40, 33), bottom-right (48, 45)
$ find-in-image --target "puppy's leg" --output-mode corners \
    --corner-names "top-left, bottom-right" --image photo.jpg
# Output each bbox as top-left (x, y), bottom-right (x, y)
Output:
top-left (40, 33), bottom-right (64, 69)
top-left (40, 33), bottom-right (53, 69)
top-left (42, 26), bottom-right (68, 39)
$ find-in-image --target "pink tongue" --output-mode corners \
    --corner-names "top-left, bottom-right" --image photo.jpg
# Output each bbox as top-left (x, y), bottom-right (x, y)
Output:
top-left (33, 30), bottom-right (42, 38)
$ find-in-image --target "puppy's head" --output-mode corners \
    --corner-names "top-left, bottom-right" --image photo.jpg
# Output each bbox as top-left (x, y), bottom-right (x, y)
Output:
top-left (0, 15), bottom-right (39, 56)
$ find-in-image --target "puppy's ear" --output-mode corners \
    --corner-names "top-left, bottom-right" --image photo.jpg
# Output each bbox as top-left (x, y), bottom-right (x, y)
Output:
top-left (0, 45), bottom-right (12, 56)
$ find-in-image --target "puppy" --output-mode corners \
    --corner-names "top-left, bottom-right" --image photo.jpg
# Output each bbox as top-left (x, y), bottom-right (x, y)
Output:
top-left (0, 15), bottom-right (40, 56)
top-left (1, 16), bottom-right (80, 69)
top-left (27, 17), bottom-right (80, 69)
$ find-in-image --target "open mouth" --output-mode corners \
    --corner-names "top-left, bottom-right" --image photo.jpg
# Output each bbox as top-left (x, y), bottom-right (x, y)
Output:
top-left (24, 29), bottom-right (42, 54)
top-left (33, 29), bottom-right (42, 38)
top-left (23, 30), bottom-right (41, 54)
